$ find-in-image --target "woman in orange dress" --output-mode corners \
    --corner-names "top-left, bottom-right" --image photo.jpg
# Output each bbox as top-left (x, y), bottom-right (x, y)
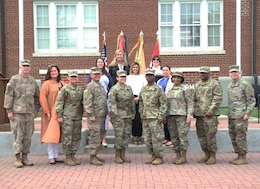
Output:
top-left (40, 64), bottom-right (64, 164)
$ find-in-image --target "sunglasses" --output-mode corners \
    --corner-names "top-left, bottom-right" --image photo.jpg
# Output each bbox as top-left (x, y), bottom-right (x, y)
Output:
top-left (153, 58), bottom-right (160, 61)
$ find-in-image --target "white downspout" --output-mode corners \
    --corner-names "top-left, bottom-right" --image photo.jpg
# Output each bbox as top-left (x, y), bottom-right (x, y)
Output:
top-left (236, 0), bottom-right (241, 73)
top-left (18, 0), bottom-right (24, 69)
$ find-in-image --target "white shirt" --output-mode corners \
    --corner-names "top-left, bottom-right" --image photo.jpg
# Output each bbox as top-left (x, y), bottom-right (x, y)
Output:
top-left (126, 74), bottom-right (147, 96)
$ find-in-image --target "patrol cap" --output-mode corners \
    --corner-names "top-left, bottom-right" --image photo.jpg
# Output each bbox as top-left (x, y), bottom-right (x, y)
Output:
top-left (68, 70), bottom-right (78, 77)
top-left (145, 68), bottom-right (155, 75)
top-left (229, 65), bottom-right (239, 72)
top-left (171, 70), bottom-right (184, 78)
top-left (116, 70), bottom-right (127, 77)
top-left (21, 59), bottom-right (31, 66)
top-left (199, 66), bottom-right (210, 73)
top-left (90, 67), bottom-right (101, 74)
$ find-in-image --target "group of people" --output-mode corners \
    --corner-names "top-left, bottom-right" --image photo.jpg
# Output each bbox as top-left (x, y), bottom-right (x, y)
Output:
top-left (4, 52), bottom-right (256, 168)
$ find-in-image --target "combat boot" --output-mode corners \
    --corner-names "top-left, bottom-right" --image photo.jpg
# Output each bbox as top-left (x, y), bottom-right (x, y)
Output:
top-left (90, 155), bottom-right (102, 166)
top-left (229, 153), bottom-right (240, 164)
top-left (176, 150), bottom-right (187, 165)
top-left (172, 151), bottom-right (181, 164)
top-left (232, 154), bottom-right (248, 165)
top-left (121, 148), bottom-right (131, 163)
top-left (71, 153), bottom-right (81, 165)
top-left (145, 155), bottom-right (156, 164)
top-left (152, 157), bottom-right (164, 165)
top-left (22, 153), bottom-right (33, 166)
top-left (206, 152), bottom-right (216, 165)
top-left (65, 154), bottom-right (76, 166)
top-left (115, 149), bottom-right (123, 164)
top-left (14, 153), bottom-right (23, 168)
top-left (96, 156), bottom-right (105, 163)
top-left (198, 151), bottom-right (210, 163)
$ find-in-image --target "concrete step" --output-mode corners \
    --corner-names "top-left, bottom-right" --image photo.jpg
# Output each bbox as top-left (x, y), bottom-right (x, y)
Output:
top-left (1, 128), bottom-right (260, 156)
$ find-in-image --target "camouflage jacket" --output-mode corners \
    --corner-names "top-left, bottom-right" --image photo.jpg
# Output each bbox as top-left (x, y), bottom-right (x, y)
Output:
top-left (4, 74), bottom-right (40, 114)
top-left (139, 83), bottom-right (167, 120)
top-left (194, 78), bottom-right (223, 116)
top-left (84, 80), bottom-right (108, 117)
top-left (56, 84), bottom-right (83, 120)
top-left (228, 78), bottom-right (256, 118)
top-left (108, 83), bottom-right (135, 119)
top-left (167, 84), bottom-right (193, 117)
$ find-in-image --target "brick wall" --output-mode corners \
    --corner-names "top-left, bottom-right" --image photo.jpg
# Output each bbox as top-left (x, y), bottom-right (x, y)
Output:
top-left (2, 0), bottom-right (258, 85)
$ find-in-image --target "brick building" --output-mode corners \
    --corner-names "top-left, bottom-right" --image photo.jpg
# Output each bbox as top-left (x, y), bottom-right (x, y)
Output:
top-left (0, 0), bottom-right (259, 85)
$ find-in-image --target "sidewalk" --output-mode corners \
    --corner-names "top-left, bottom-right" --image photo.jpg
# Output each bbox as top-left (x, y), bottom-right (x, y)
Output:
top-left (1, 152), bottom-right (260, 189)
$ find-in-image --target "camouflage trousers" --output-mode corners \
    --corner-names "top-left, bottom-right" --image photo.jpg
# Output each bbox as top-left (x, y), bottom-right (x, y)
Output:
top-left (228, 118), bottom-right (248, 154)
top-left (167, 115), bottom-right (190, 151)
top-left (10, 113), bottom-right (34, 154)
top-left (61, 119), bottom-right (82, 154)
top-left (195, 116), bottom-right (218, 152)
top-left (87, 116), bottom-right (106, 155)
top-left (110, 117), bottom-right (131, 150)
top-left (142, 119), bottom-right (164, 158)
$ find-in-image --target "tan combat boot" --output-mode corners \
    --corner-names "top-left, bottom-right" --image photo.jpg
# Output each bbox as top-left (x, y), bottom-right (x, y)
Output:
top-left (115, 149), bottom-right (123, 164)
top-left (229, 153), bottom-right (240, 164)
top-left (96, 156), bottom-right (105, 163)
top-left (71, 153), bottom-right (81, 165)
top-left (22, 153), bottom-right (33, 166)
top-left (121, 148), bottom-right (131, 163)
top-left (176, 150), bottom-right (187, 165)
top-left (172, 151), bottom-right (181, 164)
top-left (206, 152), bottom-right (216, 165)
top-left (145, 155), bottom-right (156, 164)
top-left (152, 157), bottom-right (164, 165)
top-left (90, 155), bottom-right (102, 166)
top-left (198, 151), bottom-right (210, 163)
top-left (232, 154), bottom-right (248, 165)
top-left (14, 153), bottom-right (23, 168)
top-left (65, 154), bottom-right (76, 166)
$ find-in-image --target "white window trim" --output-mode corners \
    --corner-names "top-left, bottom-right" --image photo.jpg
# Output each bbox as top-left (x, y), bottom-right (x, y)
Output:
top-left (33, 1), bottom-right (100, 57)
top-left (159, 0), bottom-right (224, 55)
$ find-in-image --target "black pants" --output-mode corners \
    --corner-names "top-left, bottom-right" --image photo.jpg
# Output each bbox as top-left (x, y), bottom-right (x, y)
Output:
top-left (164, 123), bottom-right (171, 141)
top-left (132, 101), bottom-right (142, 137)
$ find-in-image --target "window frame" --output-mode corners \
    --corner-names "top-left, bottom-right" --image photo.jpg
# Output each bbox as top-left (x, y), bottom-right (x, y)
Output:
top-left (33, 1), bottom-right (100, 57)
top-left (159, 0), bottom-right (224, 55)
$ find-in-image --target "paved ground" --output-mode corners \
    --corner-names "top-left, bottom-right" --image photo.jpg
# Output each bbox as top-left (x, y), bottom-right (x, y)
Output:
top-left (1, 116), bottom-right (260, 189)
top-left (1, 153), bottom-right (260, 189)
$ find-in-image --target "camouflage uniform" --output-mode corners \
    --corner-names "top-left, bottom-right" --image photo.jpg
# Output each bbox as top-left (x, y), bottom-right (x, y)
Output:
top-left (84, 77), bottom-right (108, 157)
top-left (139, 82), bottom-right (167, 160)
top-left (56, 83), bottom-right (83, 155)
top-left (108, 82), bottom-right (135, 149)
top-left (194, 67), bottom-right (222, 164)
top-left (167, 83), bottom-right (193, 152)
top-left (228, 65), bottom-right (255, 164)
top-left (108, 70), bottom-right (135, 163)
top-left (4, 74), bottom-right (40, 155)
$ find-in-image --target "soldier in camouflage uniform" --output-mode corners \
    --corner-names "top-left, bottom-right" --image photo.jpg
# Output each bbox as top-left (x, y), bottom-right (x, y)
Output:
top-left (4, 59), bottom-right (40, 168)
top-left (194, 66), bottom-right (222, 165)
top-left (139, 69), bottom-right (167, 165)
top-left (167, 70), bottom-right (193, 165)
top-left (108, 70), bottom-right (135, 164)
top-left (228, 65), bottom-right (255, 165)
top-left (84, 67), bottom-right (108, 166)
top-left (56, 71), bottom-right (84, 166)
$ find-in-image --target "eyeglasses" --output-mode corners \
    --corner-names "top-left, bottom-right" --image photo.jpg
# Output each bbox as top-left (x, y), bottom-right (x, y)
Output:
top-left (48, 64), bottom-right (57, 68)
top-left (153, 58), bottom-right (160, 61)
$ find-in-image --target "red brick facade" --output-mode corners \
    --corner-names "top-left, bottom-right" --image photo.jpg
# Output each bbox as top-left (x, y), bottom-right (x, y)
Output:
top-left (0, 0), bottom-right (259, 85)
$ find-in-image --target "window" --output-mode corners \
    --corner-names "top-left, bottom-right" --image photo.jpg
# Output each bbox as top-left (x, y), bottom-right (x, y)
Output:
top-left (34, 1), bottom-right (99, 56)
top-left (159, 0), bottom-right (223, 55)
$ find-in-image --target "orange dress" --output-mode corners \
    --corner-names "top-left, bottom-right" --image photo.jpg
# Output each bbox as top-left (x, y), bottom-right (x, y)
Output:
top-left (40, 80), bottom-right (62, 144)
